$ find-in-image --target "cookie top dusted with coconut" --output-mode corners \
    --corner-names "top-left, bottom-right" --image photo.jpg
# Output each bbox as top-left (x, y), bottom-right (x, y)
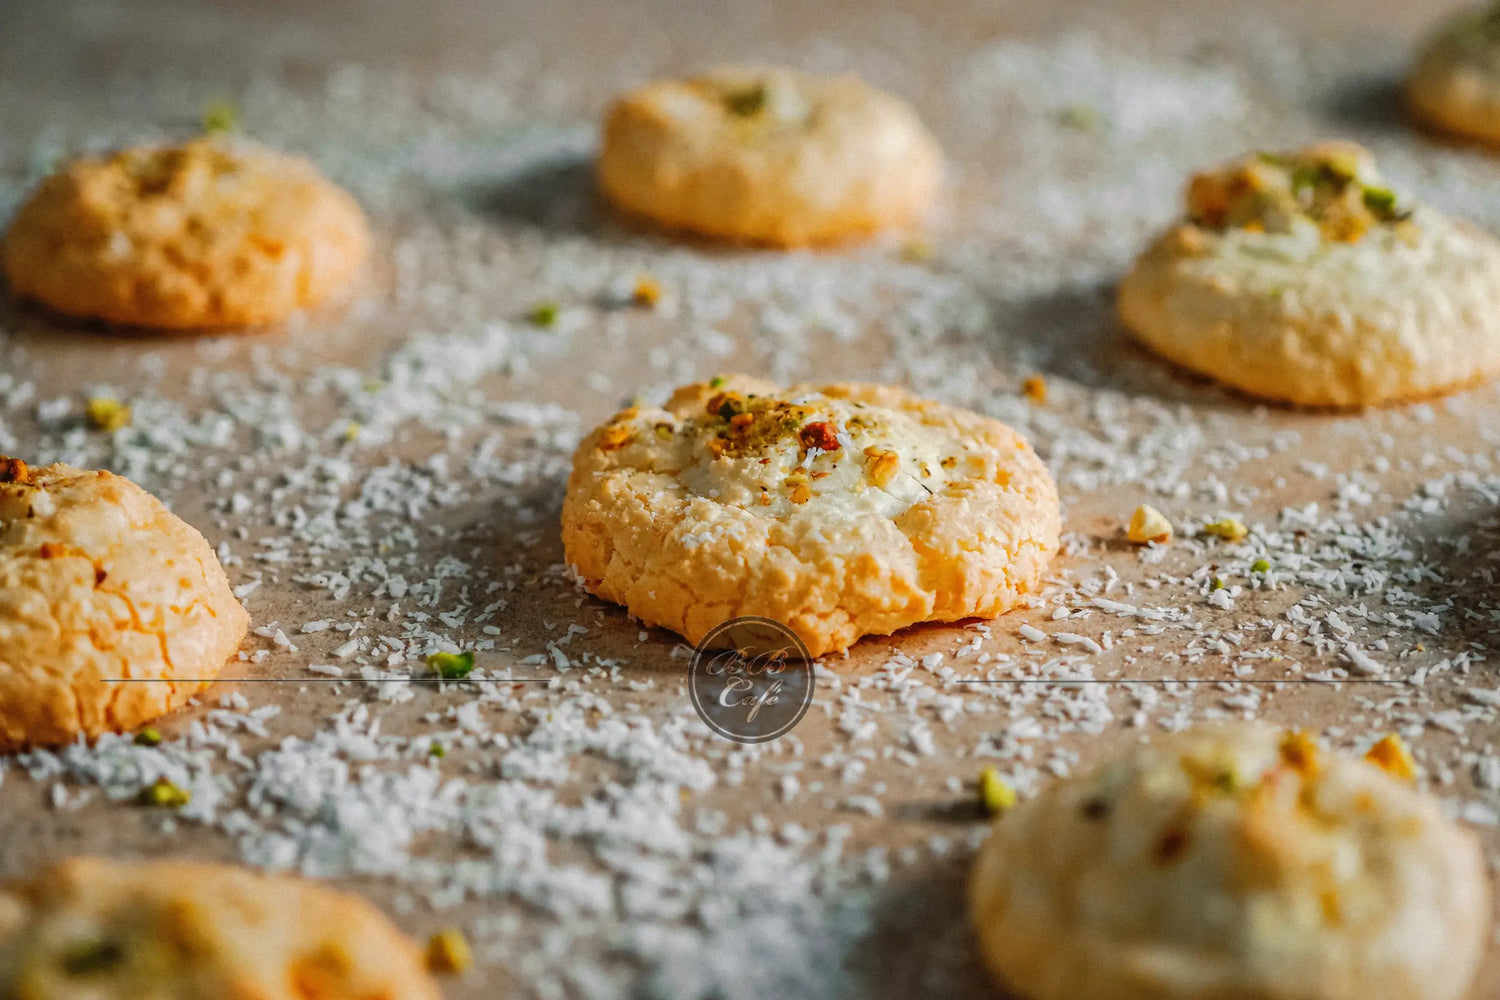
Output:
top-left (970, 723), bottom-right (1490, 1000)
top-left (1119, 141), bottom-right (1500, 406)
top-left (561, 376), bottom-right (1060, 657)
top-left (1184, 142), bottom-right (1411, 244)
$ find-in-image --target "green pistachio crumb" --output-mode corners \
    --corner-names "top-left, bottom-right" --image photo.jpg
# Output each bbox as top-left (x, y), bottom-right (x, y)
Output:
top-left (709, 376), bottom-right (726, 388)
top-left (429, 743), bottom-right (446, 758)
top-left (1056, 104), bottom-right (1102, 132)
top-left (1361, 185), bottom-right (1398, 216)
top-left (61, 938), bottom-right (125, 976)
top-left (427, 650), bottom-right (475, 680)
top-left (1251, 558), bottom-right (1271, 573)
top-left (528, 301), bottom-right (559, 327)
top-left (978, 766), bottom-right (1017, 816)
top-left (134, 727), bottom-right (162, 747)
top-left (139, 777), bottom-right (190, 808)
top-left (201, 101), bottom-right (237, 135)
top-left (724, 83), bottom-right (767, 116)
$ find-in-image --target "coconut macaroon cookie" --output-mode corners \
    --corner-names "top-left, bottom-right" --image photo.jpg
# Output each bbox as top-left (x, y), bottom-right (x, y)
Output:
top-left (0, 458), bottom-right (247, 750)
top-left (1408, 3), bottom-right (1500, 145)
top-left (0, 857), bottom-right (442, 1000)
top-left (1118, 142), bottom-right (1500, 406)
top-left (597, 67), bottom-right (942, 246)
top-left (3, 137), bottom-right (369, 329)
top-left (970, 725), bottom-right (1490, 1000)
top-left (561, 376), bottom-right (1059, 657)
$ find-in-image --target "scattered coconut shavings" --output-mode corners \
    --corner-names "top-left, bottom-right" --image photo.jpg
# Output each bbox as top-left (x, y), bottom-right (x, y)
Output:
top-left (5, 16), bottom-right (1500, 1000)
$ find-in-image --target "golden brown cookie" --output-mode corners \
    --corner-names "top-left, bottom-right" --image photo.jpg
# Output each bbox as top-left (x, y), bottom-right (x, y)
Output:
top-left (1118, 142), bottom-right (1500, 406)
top-left (561, 376), bottom-right (1060, 657)
top-left (1407, 4), bottom-right (1500, 145)
top-left (970, 724), bottom-right (1490, 1000)
top-left (597, 67), bottom-right (942, 246)
top-left (0, 458), bottom-right (247, 750)
top-left (0, 857), bottom-right (442, 1000)
top-left (3, 138), bottom-right (370, 329)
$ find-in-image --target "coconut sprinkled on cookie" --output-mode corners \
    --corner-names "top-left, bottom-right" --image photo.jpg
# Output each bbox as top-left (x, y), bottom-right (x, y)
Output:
top-left (971, 724), bottom-right (1490, 1000)
top-left (562, 376), bottom-right (1061, 656)
top-left (1120, 141), bottom-right (1500, 406)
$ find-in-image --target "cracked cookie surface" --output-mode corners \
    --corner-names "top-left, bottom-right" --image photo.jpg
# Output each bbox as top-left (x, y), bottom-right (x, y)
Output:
top-left (0, 856), bottom-right (441, 1000)
top-left (0, 459), bottom-right (247, 750)
top-left (2, 138), bottom-right (369, 329)
top-left (970, 724), bottom-right (1490, 1000)
top-left (598, 66), bottom-right (942, 246)
top-left (561, 376), bottom-right (1060, 657)
top-left (1118, 142), bottom-right (1500, 406)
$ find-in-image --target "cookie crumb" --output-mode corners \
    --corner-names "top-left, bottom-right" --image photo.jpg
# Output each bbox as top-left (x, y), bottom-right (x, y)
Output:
top-left (426, 927), bottom-right (473, 974)
top-left (1127, 505), bottom-right (1173, 544)
top-left (1202, 517), bottom-right (1248, 542)
top-left (1364, 734), bottom-right (1417, 783)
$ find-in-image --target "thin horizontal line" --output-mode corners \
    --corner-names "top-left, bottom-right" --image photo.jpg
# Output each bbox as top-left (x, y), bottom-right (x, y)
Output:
top-left (99, 677), bottom-right (554, 684)
top-left (954, 678), bottom-right (1407, 685)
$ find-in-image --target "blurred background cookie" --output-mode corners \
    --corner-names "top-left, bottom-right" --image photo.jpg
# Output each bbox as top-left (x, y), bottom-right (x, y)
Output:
top-left (2, 138), bottom-right (369, 329)
top-left (0, 458), bottom-right (247, 750)
top-left (561, 375), bottom-right (1059, 656)
top-left (1408, 4), bottom-right (1500, 145)
top-left (1118, 142), bottom-right (1500, 406)
top-left (597, 67), bottom-right (941, 246)
top-left (0, 856), bottom-right (442, 1000)
top-left (970, 724), bottom-right (1489, 1000)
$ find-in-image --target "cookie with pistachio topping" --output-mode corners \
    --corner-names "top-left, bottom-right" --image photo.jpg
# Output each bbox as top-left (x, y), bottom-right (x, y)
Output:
top-left (0, 458), bottom-right (247, 750)
top-left (0, 857), bottom-right (442, 1000)
top-left (970, 724), bottom-right (1489, 1000)
top-left (2, 137), bottom-right (369, 329)
top-left (597, 67), bottom-right (942, 246)
top-left (1118, 142), bottom-right (1500, 406)
top-left (560, 376), bottom-right (1059, 657)
top-left (1408, 3), bottom-right (1500, 145)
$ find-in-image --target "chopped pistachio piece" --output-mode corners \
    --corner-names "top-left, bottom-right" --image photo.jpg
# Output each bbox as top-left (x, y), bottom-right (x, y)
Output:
top-left (1202, 517), bottom-right (1248, 542)
top-left (426, 927), bottom-right (473, 974)
top-left (528, 301), bottom-right (560, 327)
top-left (1127, 504), bottom-right (1173, 545)
top-left (724, 83), bottom-right (768, 116)
top-left (60, 937), bottom-right (125, 976)
top-left (139, 777), bottom-right (190, 808)
top-left (1056, 103), bottom-right (1102, 132)
top-left (901, 238), bottom-right (934, 263)
top-left (201, 101), bottom-right (237, 135)
top-left (133, 727), bottom-right (162, 747)
top-left (1250, 558), bottom-right (1271, 573)
top-left (429, 743), bottom-right (446, 758)
top-left (978, 766), bottom-right (1017, 816)
top-left (427, 650), bottom-right (475, 680)
top-left (85, 397), bottom-right (132, 432)
top-left (708, 376), bottom-right (726, 389)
